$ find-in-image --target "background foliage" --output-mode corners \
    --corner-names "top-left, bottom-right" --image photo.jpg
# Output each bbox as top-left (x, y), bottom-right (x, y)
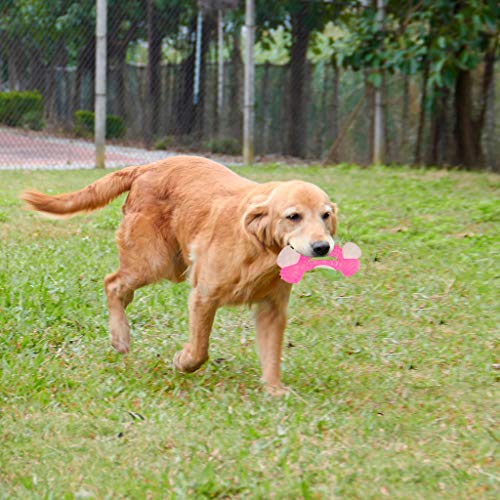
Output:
top-left (0, 0), bottom-right (498, 168)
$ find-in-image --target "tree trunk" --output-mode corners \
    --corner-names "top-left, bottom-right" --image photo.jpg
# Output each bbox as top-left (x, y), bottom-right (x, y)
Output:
top-left (400, 73), bottom-right (409, 163)
top-left (454, 39), bottom-right (496, 169)
top-left (366, 76), bottom-right (374, 164)
top-left (114, 47), bottom-right (128, 120)
top-left (382, 75), bottom-right (390, 162)
top-left (177, 50), bottom-right (196, 136)
top-left (46, 39), bottom-right (66, 122)
top-left (454, 70), bottom-right (483, 168)
top-left (175, 13), bottom-right (213, 142)
top-left (414, 60), bottom-right (429, 165)
top-left (62, 60), bottom-right (72, 128)
top-left (73, 38), bottom-right (95, 114)
top-left (428, 88), bottom-right (448, 166)
top-left (373, 77), bottom-right (385, 164)
top-left (29, 48), bottom-right (45, 92)
top-left (194, 13), bottom-right (214, 144)
top-left (429, 93), bottom-right (439, 165)
top-left (287, 5), bottom-right (311, 158)
top-left (322, 90), bottom-right (366, 166)
top-left (485, 61), bottom-right (496, 171)
top-left (260, 62), bottom-right (271, 154)
top-left (332, 65), bottom-right (339, 143)
top-left (7, 43), bottom-right (22, 91)
top-left (109, 27), bottom-right (137, 122)
top-left (229, 31), bottom-right (243, 143)
top-left (314, 64), bottom-right (328, 157)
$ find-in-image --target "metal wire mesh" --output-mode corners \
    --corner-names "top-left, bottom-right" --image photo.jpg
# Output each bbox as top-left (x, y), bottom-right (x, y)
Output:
top-left (0, 0), bottom-right (498, 170)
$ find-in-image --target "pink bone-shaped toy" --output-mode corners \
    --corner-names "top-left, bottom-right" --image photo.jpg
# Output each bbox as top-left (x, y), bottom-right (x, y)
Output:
top-left (277, 242), bottom-right (361, 284)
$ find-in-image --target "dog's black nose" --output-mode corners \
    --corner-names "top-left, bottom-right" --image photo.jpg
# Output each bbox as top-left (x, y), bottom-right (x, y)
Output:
top-left (311, 241), bottom-right (330, 256)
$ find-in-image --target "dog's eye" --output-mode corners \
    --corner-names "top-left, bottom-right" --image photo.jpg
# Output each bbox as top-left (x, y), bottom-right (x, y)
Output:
top-left (286, 213), bottom-right (301, 221)
top-left (322, 212), bottom-right (330, 220)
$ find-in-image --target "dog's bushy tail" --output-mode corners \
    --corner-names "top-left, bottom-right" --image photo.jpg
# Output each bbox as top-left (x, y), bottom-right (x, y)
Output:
top-left (21, 166), bottom-right (141, 217)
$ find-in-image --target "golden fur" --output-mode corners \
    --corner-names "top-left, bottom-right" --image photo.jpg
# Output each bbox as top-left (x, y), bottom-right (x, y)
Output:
top-left (22, 155), bottom-right (337, 394)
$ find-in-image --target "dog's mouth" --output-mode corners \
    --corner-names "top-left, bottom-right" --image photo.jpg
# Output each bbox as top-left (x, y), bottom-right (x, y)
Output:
top-left (287, 241), bottom-right (334, 259)
top-left (287, 244), bottom-right (314, 259)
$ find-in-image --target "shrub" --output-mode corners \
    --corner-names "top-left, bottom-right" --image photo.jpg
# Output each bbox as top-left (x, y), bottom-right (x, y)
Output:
top-left (153, 136), bottom-right (175, 150)
top-left (74, 110), bottom-right (126, 139)
top-left (0, 91), bottom-right (44, 128)
top-left (106, 115), bottom-right (126, 139)
top-left (202, 137), bottom-right (241, 155)
top-left (74, 110), bottom-right (94, 137)
top-left (20, 110), bottom-right (45, 131)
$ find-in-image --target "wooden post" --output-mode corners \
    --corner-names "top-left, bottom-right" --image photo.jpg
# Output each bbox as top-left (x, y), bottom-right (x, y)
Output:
top-left (95, 0), bottom-right (107, 168)
top-left (243, 0), bottom-right (255, 165)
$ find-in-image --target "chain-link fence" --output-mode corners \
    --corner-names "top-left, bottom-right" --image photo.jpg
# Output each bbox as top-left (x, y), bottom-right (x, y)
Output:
top-left (0, 0), bottom-right (498, 170)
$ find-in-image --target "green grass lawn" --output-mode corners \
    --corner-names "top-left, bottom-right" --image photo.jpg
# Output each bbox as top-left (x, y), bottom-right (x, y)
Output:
top-left (0, 164), bottom-right (498, 498)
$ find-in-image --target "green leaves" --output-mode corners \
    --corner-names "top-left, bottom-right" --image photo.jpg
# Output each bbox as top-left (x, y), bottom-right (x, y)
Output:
top-left (367, 72), bottom-right (382, 88)
top-left (318, 0), bottom-right (498, 93)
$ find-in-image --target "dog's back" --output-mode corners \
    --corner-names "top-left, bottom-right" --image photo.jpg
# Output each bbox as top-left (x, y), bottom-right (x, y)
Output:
top-left (21, 156), bottom-right (251, 218)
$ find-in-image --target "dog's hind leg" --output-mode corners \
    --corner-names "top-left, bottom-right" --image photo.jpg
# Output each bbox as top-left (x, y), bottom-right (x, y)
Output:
top-left (104, 271), bottom-right (136, 353)
top-left (104, 213), bottom-right (186, 354)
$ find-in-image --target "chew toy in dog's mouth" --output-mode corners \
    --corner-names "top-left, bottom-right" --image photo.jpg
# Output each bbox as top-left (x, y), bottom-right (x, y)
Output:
top-left (277, 242), bottom-right (361, 284)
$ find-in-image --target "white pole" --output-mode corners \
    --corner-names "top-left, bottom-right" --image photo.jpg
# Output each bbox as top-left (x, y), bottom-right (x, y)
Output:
top-left (193, 10), bottom-right (203, 105)
top-left (217, 9), bottom-right (224, 118)
top-left (373, 0), bottom-right (384, 165)
top-left (95, 0), bottom-right (107, 168)
top-left (243, 0), bottom-right (255, 165)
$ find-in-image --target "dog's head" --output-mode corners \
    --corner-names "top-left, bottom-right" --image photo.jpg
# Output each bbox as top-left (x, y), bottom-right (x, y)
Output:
top-left (243, 181), bottom-right (337, 257)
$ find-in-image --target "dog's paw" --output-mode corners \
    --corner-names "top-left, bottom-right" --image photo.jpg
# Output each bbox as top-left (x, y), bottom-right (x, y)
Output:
top-left (173, 347), bottom-right (208, 373)
top-left (263, 382), bottom-right (289, 397)
top-left (111, 338), bottom-right (130, 354)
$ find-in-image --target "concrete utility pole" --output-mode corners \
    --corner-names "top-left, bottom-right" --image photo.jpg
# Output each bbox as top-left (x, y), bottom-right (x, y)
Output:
top-left (144, 0), bottom-right (161, 148)
top-left (193, 9), bottom-right (203, 106)
top-left (243, 0), bottom-right (255, 165)
top-left (373, 0), bottom-right (385, 165)
top-left (95, 0), bottom-right (107, 168)
top-left (217, 9), bottom-right (224, 124)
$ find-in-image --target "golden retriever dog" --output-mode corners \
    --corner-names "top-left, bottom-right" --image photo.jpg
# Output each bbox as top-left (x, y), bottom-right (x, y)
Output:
top-left (22, 156), bottom-right (337, 395)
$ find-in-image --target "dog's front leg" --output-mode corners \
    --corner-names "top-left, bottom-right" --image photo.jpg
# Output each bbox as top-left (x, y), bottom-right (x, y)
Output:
top-left (173, 289), bottom-right (216, 373)
top-left (255, 285), bottom-right (291, 396)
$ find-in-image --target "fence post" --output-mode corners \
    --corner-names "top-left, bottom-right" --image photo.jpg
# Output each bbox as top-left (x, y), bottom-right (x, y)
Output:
top-left (95, 0), bottom-right (107, 169)
top-left (243, 0), bottom-right (255, 165)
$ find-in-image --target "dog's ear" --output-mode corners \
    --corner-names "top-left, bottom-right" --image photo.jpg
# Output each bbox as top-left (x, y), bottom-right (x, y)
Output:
top-left (243, 198), bottom-right (274, 248)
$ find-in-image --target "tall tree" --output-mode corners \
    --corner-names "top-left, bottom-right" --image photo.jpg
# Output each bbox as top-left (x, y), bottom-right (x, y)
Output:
top-left (255, 0), bottom-right (336, 158)
top-left (411, 0), bottom-right (498, 167)
top-left (329, 0), bottom-right (499, 168)
top-left (108, 0), bottom-right (143, 120)
top-left (287, 2), bottom-right (312, 157)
